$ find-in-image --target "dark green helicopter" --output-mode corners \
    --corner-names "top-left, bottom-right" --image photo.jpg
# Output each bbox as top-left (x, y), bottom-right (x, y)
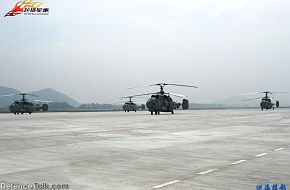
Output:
top-left (130, 83), bottom-right (198, 115)
top-left (243, 91), bottom-right (284, 110)
top-left (120, 96), bottom-right (145, 112)
top-left (0, 93), bottom-right (50, 114)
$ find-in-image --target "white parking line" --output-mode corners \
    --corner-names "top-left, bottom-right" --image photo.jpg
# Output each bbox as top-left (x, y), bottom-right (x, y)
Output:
top-left (152, 180), bottom-right (180, 189)
top-left (198, 169), bottom-right (219, 175)
top-left (274, 148), bottom-right (285, 151)
top-left (256, 153), bottom-right (268, 157)
top-left (230, 160), bottom-right (247, 165)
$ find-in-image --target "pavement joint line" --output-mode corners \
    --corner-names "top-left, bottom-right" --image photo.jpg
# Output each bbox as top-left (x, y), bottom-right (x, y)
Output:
top-left (152, 180), bottom-right (180, 189)
top-left (230, 160), bottom-right (247, 165)
top-left (256, 153), bottom-right (268, 157)
top-left (274, 148), bottom-right (285, 151)
top-left (197, 169), bottom-right (219, 175)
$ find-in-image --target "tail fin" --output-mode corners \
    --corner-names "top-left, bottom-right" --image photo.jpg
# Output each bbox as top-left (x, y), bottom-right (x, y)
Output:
top-left (182, 99), bottom-right (189, 110)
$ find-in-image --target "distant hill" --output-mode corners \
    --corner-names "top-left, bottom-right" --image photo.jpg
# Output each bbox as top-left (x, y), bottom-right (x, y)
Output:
top-left (216, 96), bottom-right (256, 107)
top-left (0, 86), bottom-right (21, 108)
top-left (0, 86), bottom-right (80, 108)
top-left (29, 88), bottom-right (80, 107)
top-left (47, 102), bottom-right (75, 110)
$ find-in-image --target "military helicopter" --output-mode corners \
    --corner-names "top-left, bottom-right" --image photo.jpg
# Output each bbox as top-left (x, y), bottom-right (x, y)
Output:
top-left (0, 93), bottom-right (50, 114)
top-left (242, 91), bottom-right (284, 110)
top-left (130, 83), bottom-right (198, 115)
top-left (120, 96), bottom-right (145, 112)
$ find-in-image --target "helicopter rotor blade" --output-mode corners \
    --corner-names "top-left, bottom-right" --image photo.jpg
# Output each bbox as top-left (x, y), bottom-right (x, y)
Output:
top-left (164, 83), bottom-right (199, 88)
top-left (26, 94), bottom-right (38, 97)
top-left (149, 83), bottom-right (168, 86)
top-left (119, 96), bottom-right (134, 99)
top-left (270, 92), bottom-right (287, 94)
top-left (242, 97), bottom-right (263, 101)
top-left (120, 95), bottom-right (153, 99)
top-left (149, 83), bottom-right (165, 86)
top-left (18, 93), bottom-right (38, 97)
top-left (33, 100), bottom-right (53, 103)
top-left (130, 93), bottom-right (158, 97)
top-left (241, 92), bottom-right (259, 96)
top-left (149, 83), bottom-right (198, 88)
top-left (126, 86), bottom-right (141, 90)
top-left (167, 92), bottom-right (187, 98)
top-left (258, 91), bottom-right (285, 95)
top-left (126, 85), bottom-right (151, 90)
top-left (0, 94), bottom-right (16, 97)
top-left (242, 91), bottom-right (286, 96)
top-left (260, 91), bottom-right (273, 95)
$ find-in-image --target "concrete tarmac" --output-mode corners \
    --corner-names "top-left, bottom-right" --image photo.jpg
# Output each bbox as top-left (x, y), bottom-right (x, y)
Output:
top-left (0, 109), bottom-right (289, 190)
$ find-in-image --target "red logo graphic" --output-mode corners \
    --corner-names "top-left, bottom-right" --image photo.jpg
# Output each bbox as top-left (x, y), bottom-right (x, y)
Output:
top-left (5, 0), bottom-right (44, 17)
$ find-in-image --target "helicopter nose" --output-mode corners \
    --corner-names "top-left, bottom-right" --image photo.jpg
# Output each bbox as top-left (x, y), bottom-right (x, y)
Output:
top-left (146, 98), bottom-right (156, 109)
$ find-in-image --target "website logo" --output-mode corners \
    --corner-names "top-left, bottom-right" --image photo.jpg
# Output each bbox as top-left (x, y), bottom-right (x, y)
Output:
top-left (5, 0), bottom-right (49, 17)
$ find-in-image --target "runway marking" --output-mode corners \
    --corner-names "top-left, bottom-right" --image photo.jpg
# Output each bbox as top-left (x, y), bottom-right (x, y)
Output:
top-left (230, 160), bottom-right (247, 165)
top-left (274, 148), bottom-right (285, 151)
top-left (256, 153), bottom-right (268, 157)
top-left (197, 169), bottom-right (219, 175)
top-left (152, 180), bottom-right (180, 189)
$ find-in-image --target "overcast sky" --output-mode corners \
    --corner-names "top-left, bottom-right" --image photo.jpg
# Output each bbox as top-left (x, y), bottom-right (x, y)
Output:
top-left (0, 0), bottom-right (289, 103)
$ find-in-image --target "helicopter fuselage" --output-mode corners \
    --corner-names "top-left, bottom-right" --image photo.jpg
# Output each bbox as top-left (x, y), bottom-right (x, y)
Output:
top-left (9, 100), bottom-right (48, 114)
top-left (260, 98), bottom-right (273, 110)
top-left (260, 98), bottom-right (280, 110)
top-left (127, 83), bottom-right (196, 115)
top-left (122, 102), bottom-right (138, 112)
top-left (146, 95), bottom-right (181, 115)
top-left (243, 91), bottom-right (282, 111)
top-left (121, 96), bottom-right (145, 113)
